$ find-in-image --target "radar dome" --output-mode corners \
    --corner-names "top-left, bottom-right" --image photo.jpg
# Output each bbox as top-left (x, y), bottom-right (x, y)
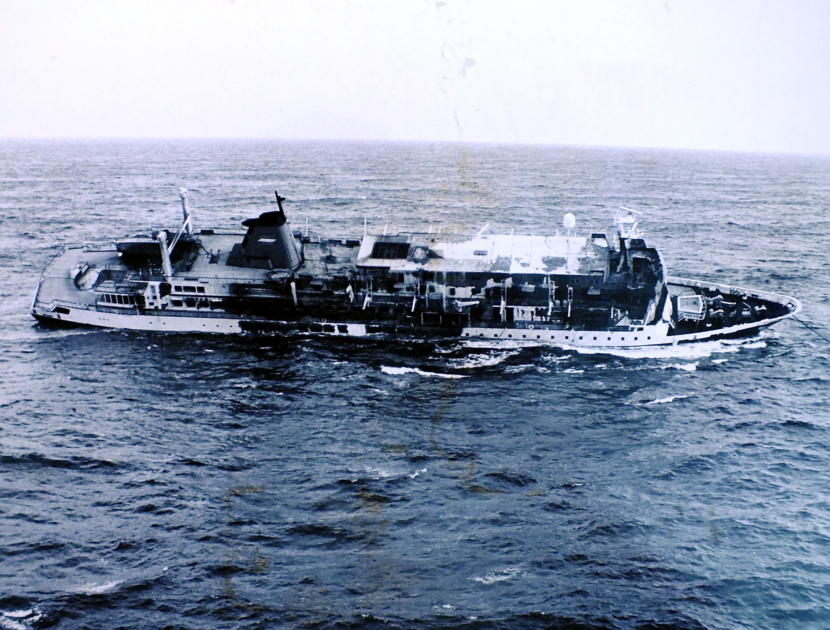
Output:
top-left (563, 212), bottom-right (576, 230)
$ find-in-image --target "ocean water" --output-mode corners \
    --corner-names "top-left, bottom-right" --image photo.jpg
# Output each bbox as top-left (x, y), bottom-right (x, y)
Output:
top-left (0, 139), bottom-right (829, 630)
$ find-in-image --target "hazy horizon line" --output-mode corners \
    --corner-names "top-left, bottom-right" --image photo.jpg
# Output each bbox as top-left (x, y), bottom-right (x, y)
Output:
top-left (1, 136), bottom-right (827, 159)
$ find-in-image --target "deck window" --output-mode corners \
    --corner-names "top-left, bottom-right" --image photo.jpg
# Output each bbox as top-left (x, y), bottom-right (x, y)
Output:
top-left (371, 242), bottom-right (410, 259)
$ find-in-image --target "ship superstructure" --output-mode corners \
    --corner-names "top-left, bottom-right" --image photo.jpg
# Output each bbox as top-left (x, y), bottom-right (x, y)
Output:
top-left (32, 191), bottom-right (800, 347)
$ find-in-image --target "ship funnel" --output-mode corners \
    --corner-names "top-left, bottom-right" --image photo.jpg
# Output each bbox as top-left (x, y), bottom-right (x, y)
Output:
top-left (227, 190), bottom-right (302, 270)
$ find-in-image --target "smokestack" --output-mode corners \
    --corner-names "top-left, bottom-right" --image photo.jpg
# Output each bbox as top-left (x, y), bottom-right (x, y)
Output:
top-left (227, 191), bottom-right (302, 270)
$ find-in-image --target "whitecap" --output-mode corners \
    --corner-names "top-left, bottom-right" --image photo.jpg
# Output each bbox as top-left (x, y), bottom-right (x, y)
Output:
top-left (459, 339), bottom-right (539, 350)
top-left (364, 466), bottom-right (397, 479)
top-left (504, 364), bottom-right (533, 374)
top-left (0, 609), bottom-right (42, 630)
top-left (0, 618), bottom-right (29, 630)
top-left (662, 362), bottom-right (698, 372)
top-left (470, 567), bottom-right (522, 585)
top-left (562, 368), bottom-right (584, 374)
top-left (0, 612), bottom-right (32, 620)
top-left (645, 394), bottom-right (691, 405)
top-left (561, 335), bottom-right (767, 361)
top-left (380, 365), bottom-right (467, 379)
top-left (77, 579), bottom-right (123, 595)
top-left (448, 350), bottom-right (520, 369)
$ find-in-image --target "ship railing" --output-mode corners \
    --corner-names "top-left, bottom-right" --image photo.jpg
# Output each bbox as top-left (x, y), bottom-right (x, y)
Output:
top-left (35, 297), bottom-right (88, 312)
top-left (667, 275), bottom-right (802, 317)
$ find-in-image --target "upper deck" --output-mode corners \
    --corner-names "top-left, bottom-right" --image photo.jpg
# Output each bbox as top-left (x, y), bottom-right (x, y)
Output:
top-left (356, 232), bottom-right (610, 276)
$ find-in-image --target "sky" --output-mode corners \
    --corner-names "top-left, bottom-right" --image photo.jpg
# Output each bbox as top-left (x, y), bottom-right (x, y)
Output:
top-left (1, 0), bottom-right (829, 154)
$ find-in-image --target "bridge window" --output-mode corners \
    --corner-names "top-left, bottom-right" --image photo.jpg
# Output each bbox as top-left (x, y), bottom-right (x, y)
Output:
top-left (371, 242), bottom-right (409, 259)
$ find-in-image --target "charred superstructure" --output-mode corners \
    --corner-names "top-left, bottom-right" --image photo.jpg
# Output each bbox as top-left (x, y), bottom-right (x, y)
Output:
top-left (32, 192), bottom-right (800, 346)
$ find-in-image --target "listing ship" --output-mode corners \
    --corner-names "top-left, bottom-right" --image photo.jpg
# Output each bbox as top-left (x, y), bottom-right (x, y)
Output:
top-left (32, 191), bottom-right (800, 347)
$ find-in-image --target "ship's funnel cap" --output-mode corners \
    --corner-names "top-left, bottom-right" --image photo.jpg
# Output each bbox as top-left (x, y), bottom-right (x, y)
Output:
top-left (242, 210), bottom-right (287, 228)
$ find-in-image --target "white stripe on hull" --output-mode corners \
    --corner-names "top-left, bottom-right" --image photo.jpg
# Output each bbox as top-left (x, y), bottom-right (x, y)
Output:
top-left (34, 305), bottom-right (244, 333)
top-left (32, 305), bottom-right (370, 337)
top-left (460, 318), bottom-right (780, 347)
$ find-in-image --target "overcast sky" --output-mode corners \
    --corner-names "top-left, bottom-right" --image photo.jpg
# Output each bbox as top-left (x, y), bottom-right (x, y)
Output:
top-left (2, 0), bottom-right (828, 154)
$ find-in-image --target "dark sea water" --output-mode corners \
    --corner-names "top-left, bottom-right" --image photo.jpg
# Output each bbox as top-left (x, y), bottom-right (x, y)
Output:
top-left (1, 140), bottom-right (829, 630)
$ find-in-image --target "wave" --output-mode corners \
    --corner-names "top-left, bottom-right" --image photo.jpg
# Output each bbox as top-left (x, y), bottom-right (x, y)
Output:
top-left (644, 394), bottom-right (691, 405)
top-left (380, 365), bottom-right (467, 379)
top-left (470, 567), bottom-right (523, 585)
top-left (0, 453), bottom-right (121, 471)
top-left (74, 580), bottom-right (124, 596)
top-left (447, 349), bottom-right (522, 370)
top-left (661, 362), bottom-right (698, 372)
top-left (4, 326), bottom-right (118, 343)
top-left (563, 336), bottom-right (767, 361)
top-left (0, 609), bottom-right (41, 630)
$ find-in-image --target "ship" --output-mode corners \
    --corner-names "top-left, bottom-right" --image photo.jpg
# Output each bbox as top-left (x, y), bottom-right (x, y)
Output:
top-left (32, 190), bottom-right (801, 348)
